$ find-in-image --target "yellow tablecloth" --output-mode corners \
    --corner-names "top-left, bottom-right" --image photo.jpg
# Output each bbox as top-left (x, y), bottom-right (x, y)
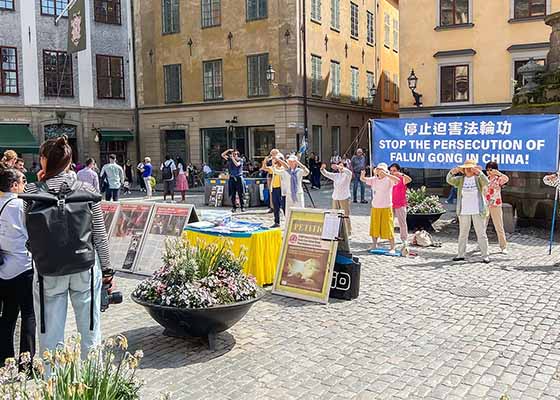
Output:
top-left (183, 228), bottom-right (282, 286)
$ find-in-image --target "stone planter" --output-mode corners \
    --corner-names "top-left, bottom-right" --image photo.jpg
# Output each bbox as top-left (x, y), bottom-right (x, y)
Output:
top-left (407, 212), bottom-right (445, 232)
top-left (131, 289), bottom-right (266, 350)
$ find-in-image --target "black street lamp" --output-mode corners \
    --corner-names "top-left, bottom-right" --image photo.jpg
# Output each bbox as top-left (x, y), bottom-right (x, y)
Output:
top-left (407, 69), bottom-right (423, 107)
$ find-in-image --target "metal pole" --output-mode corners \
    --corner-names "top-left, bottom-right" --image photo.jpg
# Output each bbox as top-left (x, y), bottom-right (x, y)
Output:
top-left (549, 186), bottom-right (559, 255)
top-left (55, 0), bottom-right (77, 25)
top-left (302, 0), bottom-right (308, 157)
top-left (130, 0), bottom-right (141, 164)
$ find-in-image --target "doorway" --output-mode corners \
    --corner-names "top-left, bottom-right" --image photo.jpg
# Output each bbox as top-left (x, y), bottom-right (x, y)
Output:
top-left (164, 129), bottom-right (187, 164)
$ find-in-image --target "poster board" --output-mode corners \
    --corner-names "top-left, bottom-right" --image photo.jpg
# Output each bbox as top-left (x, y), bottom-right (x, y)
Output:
top-left (134, 204), bottom-right (199, 276)
top-left (272, 208), bottom-right (341, 304)
top-left (109, 202), bottom-right (154, 272)
top-left (209, 184), bottom-right (224, 207)
top-left (100, 201), bottom-right (119, 237)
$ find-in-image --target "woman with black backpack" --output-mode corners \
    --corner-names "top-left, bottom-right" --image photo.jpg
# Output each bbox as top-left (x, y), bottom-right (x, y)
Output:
top-left (0, 166), bottom-right (35, 366)
top-left (23, 136), bottom-right (112, 360)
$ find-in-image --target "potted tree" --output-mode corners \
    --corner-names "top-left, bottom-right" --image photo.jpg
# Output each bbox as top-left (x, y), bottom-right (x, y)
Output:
top-left (132, 239), bottom-right (264, 350)
top-left (406, 186), bottom-right (447, 231)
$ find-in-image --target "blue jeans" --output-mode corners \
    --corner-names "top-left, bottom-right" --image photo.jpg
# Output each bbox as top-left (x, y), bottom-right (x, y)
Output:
top-left (447, 187), bottom-right (457, 204)
top-left (33, 261), bottom-right (101, 360)
top-left (352, 176), bottom-right (365, 202)
top-left (105, 188), bottom-right (120, 202)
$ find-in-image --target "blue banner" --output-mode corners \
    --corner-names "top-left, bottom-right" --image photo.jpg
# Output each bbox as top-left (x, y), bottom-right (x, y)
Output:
top-left (371, 115), bottom-right (560, 172)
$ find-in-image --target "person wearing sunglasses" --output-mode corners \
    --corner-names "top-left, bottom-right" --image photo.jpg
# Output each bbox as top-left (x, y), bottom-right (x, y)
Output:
top-left (0, 167), bottom-right (35, 366)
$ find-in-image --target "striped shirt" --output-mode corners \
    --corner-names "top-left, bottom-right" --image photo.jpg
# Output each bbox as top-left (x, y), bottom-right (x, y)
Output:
top-left (24, 172), bottom-right (111, 271)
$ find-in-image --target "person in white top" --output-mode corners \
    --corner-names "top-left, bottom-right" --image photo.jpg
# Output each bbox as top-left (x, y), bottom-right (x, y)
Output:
top-left (273, 155), bottom-right (310, 222)
top-left (160, 155), bottom-right (177, 202)
top-left (320, 160), bottom-right (353, 236)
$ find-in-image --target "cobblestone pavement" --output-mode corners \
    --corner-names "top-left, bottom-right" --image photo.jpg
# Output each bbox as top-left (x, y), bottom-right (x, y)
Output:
top-left (63, 188), bottom-right (560, 399)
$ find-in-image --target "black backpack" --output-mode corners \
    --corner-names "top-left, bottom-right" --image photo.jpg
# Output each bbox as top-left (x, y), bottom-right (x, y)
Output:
top-left (20, 180), bottom-right (102, 333)
top-left (161, 162), bottom-right (172, 180)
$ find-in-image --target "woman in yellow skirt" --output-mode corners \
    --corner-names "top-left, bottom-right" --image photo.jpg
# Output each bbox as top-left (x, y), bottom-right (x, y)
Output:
top-left (361, 163), bottom-right (400, 253)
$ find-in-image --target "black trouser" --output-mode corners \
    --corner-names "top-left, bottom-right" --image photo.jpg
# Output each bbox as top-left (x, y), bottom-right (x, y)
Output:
top-left (0, 269), bottom-right (36, 366)
top-left (229, 176), bottom-right (244, 209)
top-left (137, 172), bottom-right (146, 190)
top-left (105, 188), bottom-right (120, 201)
top-left (272, 187), bottom-right (286, 224)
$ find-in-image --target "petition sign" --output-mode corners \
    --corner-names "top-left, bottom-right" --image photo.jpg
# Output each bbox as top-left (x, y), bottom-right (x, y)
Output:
top-left (371, 115), bottom-right (560, 172)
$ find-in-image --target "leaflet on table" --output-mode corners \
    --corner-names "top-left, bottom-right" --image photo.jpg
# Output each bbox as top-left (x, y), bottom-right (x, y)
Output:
top-left (187, 219), bottom-right (264, 234)
top-left (134, 204), bottom-right (198, 276)
top-left (109, 202), bottom-right (154, 272)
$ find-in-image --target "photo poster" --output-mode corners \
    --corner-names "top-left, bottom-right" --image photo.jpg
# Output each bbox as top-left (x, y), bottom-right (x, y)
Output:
top-left (133, 204), bottom-right (199, 276)
top-left (209, 183), bottom-right (224, 207)
top-left (100, 201), bottom-right (120, 237)
top-left (272, 208), bottom-right (340, 304)
top-left (109, 202), bottom-right (154, 272)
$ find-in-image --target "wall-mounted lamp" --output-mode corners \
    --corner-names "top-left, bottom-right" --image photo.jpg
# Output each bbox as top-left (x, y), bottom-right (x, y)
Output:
top-left (266, 64), bottom-right (292, 95)
top-left (284, 29), bottom-right (291, 44)
top-left (407, 69), bottom-right (423, 107)
top-left (227, 32), bottom-right (233, 49)
top-left (187, 38), bottom-right (193, 56)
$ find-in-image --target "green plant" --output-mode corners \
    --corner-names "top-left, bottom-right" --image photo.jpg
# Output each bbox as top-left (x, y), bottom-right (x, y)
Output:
top-left (0, 334), bottom-right (145, 400)
top-left (407, 186), bottom-right (446, 214)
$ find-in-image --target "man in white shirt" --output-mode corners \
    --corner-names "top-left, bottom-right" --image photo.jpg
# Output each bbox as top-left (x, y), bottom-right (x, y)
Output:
top-left (100, 154), bottom-right (124, 201)
top-left (320, 160), bottom-right (353, 236)
top-left (160, 155), bottom-right (177, 202)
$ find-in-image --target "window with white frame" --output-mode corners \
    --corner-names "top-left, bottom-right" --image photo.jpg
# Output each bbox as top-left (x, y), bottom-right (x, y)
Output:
top-left (0, 0), bottom-right (14, 10)
top-left (311, 0), bottom-right (321, 21)
top-left (331, 0), bottom-right (340, 29)
top-left (311, 55), bottom-right (322, 96)
top-left (393, 73), bottom-right (399, 102)
top-left (350, 2), bottom-right (359, 37)
top-left (351, 67), bottom-right (359, 102)
top-left (393, 19), bottom-right (399, 51)
top-left (440, 64), bottom-right (469, 103)
top-left (164, 64), bottom-right (182, 103)
top-left (331, 126), bottom-right (340, 155)
top-left (440, 0), bottom-right (469, 26)
top-left (330, 60), bottom-right (340, 98)
top-left (367, 11), bottom-right (374, 44)
top-left (366, 71), bottom-right (374, 104)
top-left (203, 59), bottom-right (223, 100)
top-left (247, 0), bottom-right (267, 20)
top-left (383, 72), bottom-right (390, 101)
top-left (162, 0), bottom-right (180, 34)
top-left (201, 0), bottom-right (221, 27)
top-left (384, 13), bottom-right (391, 47)
top-left (513, 0), bottom-right (546, 19)
top-left (247, 53), bottom-right (269, 96)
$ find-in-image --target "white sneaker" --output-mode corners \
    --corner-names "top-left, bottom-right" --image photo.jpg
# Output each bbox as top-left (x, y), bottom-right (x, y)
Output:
top-left (501, 248), bottom-right (508, 255)
top-left (388, 249), bottom-right (396, 255)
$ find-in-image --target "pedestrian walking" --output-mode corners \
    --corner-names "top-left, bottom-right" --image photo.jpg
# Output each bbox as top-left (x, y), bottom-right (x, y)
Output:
top-left (389, 163), bottom-right (412, 245)
top-left (447, 160), bottom-right (490, 263)
top-left (484, 161), bottom-right (509, 254)
top-left (261, 151), bottom-right (286, 228)
top-left (320, 160), bottom-right (353, 236)
top-left (351, 148), bottom-right (368, 204)
top-left (77, 158), bottom-right (100, 192)
top-left (160, 155), bottom-right (177, 202)
top-left (222, 149), bottom-right (245, 213)
top-left (136, 161), bottom-right (146, 192)
top-left (0, 167), bottom-right (35, 367)
top-left (274, 155), bottom-right (310, 222)
top-left (141, 157), bottom-right (153, 199)
top-left (23, 136), bottom-right (112, 360)
top-left (175, 157), bottom-right (189, 202)
top-left (100, 154), bottom-right (124, 201)
top-left (361, 163), bottom-right (400, 253)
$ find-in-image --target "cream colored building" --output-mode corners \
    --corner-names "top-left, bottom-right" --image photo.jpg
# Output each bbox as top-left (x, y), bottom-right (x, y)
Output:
top-left (399, 0), bottom-right (557, 117)
top-left (134, 0), bottom-right (399, 170)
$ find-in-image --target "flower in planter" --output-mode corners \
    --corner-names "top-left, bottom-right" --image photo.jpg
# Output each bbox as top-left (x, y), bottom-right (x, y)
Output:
top-left (407, 186), bottom-right (446, 214)
top-left (133, 238), bottom-right (259, 309)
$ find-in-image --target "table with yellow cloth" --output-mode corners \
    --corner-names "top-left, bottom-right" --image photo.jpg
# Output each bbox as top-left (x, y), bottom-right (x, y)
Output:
top-left (183, 226), bottom-right (282, 286)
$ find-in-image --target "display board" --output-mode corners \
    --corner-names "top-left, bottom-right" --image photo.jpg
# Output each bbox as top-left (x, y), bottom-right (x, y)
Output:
top-left (209, 184), bottom-right (224, 207)
top-left (272, 208), bottom-right (341, 304)
top-left (100, 201), bottom-right (119, 237)
top-left (134, 204), bottom-right (198, 276)
top-left (109, 202), bottom-right (154, 272)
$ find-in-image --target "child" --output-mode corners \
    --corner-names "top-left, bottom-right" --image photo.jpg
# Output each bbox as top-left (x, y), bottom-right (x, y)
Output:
top-left (361, 163), bottom-right (400, 253)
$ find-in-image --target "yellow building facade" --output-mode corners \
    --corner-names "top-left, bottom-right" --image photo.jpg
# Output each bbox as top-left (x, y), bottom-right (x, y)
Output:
top-left (134, 0), bottom-right (399, 169)
top-left (399, 0), bottom-right (557, 117)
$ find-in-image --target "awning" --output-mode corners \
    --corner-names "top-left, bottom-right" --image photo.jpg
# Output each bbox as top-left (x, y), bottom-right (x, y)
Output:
top-left (0, 124), bottom-right (40, 153)
top-left (98, 130), bottom-right (134, 142)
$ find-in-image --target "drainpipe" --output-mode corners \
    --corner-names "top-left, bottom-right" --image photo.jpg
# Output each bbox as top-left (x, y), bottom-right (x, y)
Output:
top-left (130, 0), bottom-right (141, 163)
top-left (302, 0), bottom-right (309, 155)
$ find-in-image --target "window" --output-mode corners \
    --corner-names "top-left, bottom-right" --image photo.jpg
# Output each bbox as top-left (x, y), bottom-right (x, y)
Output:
top-left (367, 11), bottom-right (374, 44)
top-left (330, 61), bottom-right (340, 98)
top-left (514, 0), bottom-right (546, 19)
top-left (96, 55), bottom-right (124, 99)
top-left (247, 53), bottom-right (269, 97)
top-left (351, 67), bottom-right (359, 102)
top-left (440, 65), bottom-right (469, 103)
top-left (41, 0), bottom-right (68, 16)
top-left (350, 2), bottom-right (359, 37)
top-left (164, 64), bottom-right (182, 103)
top-left (384, 72), bottom-right (390, 101)
top-left (311, 55), bottom-right (322, 96)
top-left (43, 50), bottom-right (73, 97)
top-left (393, 73), bottom-right (399, 102)
top-left (366, 71), bottom-right (374, 104)
top-left (0, 0), bottom-right (14, 11)
top-left (94, 0), bottom-right (121, 24)
top-left (162, 0), bottom-right (180, 34)
top-left (203, 59), bottom-right (223, 100)
top-left (201, 0), bottom-right (220, 27)
top-left (0, 47), bottom-right (18, 95)
top-left (393, 19), bottom-right (399, 51)
top-left (514, 58), bottom-right (545, 88)
top-left (440, 0), bottom-right (469, 26)
top-left (311, 0), bottom-right (321, 21)
top-left (331, 126), bottom-right (340, 155)
top-left (312, 126), bottom-right (322, 159)
top-left (331, 0), bottom-right (340, 30)
top-left (247, 0), bottom-right (267, 21)
top-left (384, 13), bottom-right (390, 47)
top-left (100, 141), bottom-right (127, 166)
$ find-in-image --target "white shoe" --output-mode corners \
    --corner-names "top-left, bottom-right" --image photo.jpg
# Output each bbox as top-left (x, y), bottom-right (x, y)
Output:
top-left (501, 248), bottom-right (508, 255)
top-left (388, 249), bottom-right (396, 255)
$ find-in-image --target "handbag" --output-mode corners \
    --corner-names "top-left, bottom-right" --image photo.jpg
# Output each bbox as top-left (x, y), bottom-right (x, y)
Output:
top-left (0, 198), bottom-right (15, 266)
